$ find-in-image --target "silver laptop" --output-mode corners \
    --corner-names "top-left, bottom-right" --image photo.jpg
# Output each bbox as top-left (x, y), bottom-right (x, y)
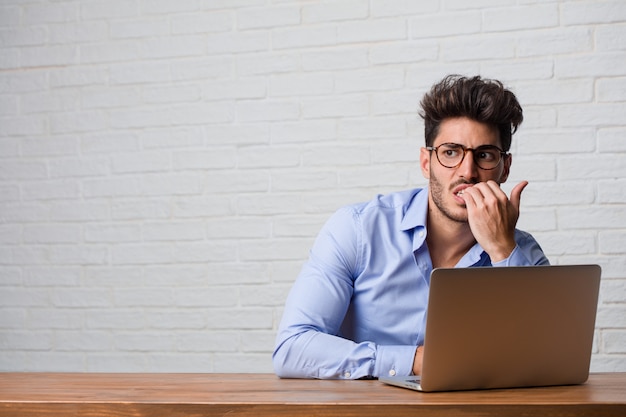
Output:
top-left (380, 264), bottom-right (601, 392)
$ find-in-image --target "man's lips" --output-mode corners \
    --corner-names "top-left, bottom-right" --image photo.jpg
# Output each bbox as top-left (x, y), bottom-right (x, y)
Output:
top-left (453, 184), bottom-right (473, 197)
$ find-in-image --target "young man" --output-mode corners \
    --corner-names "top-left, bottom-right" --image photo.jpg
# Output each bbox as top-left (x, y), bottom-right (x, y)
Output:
top-left (273, 75), bottom-right (549, 380)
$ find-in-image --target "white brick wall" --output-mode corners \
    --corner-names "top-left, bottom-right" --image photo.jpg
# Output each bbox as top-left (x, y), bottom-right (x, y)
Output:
top-left (1, 0), bottom-right (625, 373)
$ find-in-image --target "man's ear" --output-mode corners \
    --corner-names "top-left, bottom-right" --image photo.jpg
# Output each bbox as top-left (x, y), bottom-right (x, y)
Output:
top-left (420, 147), bottom-right (431, 179)
top-left (499, 154), bottom-right (512, 183)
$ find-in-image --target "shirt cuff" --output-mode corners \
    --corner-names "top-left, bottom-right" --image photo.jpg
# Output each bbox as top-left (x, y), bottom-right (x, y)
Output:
top-left (492, 245), bottom-right (527, 266)
top-left (374, 345), bottom-right (417, 377)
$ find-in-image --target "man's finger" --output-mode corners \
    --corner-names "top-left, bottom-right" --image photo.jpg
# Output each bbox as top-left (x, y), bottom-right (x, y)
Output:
top-left (510, 181), bottom-right (529, 209)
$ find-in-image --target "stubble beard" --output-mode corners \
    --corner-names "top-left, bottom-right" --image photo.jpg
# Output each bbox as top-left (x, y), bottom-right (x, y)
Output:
top-left (429, 169), bottom-right (473, 224)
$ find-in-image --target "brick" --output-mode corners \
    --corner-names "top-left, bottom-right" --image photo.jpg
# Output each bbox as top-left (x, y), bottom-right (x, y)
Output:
top-left (206, 308), bottom-right (273, 329)
top-left (175, 332), bottom-right (239, 352)
top-left (171, 57), bottom-right (233, 80)
top-left (146, 311), bottom-right (206, 330)
top-left (596, 24), bottom-right (626, 52)
top-left (371, 0), bottom-right (439, 16)
top-left (22, 90), bottom-right (81, 114)
top-left (142, 221), bottom-right (206, 242)
top-left (597, 77), bottom-right (626, 102)
top-left (213, 353), bottom-right (273, 373)
top-left (269, 73), bottom-right (333, 97)
top-left (21, 136), bottom-right (80, 157)
top-left (334, 68), bottom-right (404, 94)
top-left (171, 196), bottom-right (232, 218)
top-left (174, 287), bottom-right (239, 307)
top-left (369, 41), bottom-right (438, 65)
top-left (598, 180), bottom-right (626, 204)
top-left (271, 120), bottom-right (336, 143)
top-left (21, 180), bottom-right (81, 201)
top-left (173, 148), bottom-right (237, 170)
top-left (139, 35), bottom-right (206, 59)
top-left (85, 223), bottom-right (142, 243)
top-left (338, 116), bottom-right (407, 139)
top-left (49, 67), bottom-right (107, 88)
top-left (172, 102), bottom-right (236, 125)
top-left (558, 155), bottom-right (626, 180)
top-left (338, 18), bottom-right (407, 44)
top-left (80, 0), bottom-right (139, 20)
top-left (599, 128), bottom-right (626, 153)
top-left (115, 332), bottom-right (176, 351)
top-left (302, 94), bottom-right (368, 119)
top-left (237, 6), bottom-right (300, 30)
top-left (599, 231), bottom-right (626, 255)
top-left (110, 17), bottom-right (170, 39)
top-left (51, 288), bottom-right (113, 308)
top-left (172, 11), bottom-right (233, 34)
top-left (28, 308), bottom-right (83, 329)
top-left (205, 77), bottom-right (266, 100)
top-left (87, 352), bottom-right (148, 372)
top-left (0, 116), bottom-right (47, 136)
top-left (141, 127), bottom-right (205, 149)
top-left (23, 224), bottom-right (82, 244)
top-left (56, 331), bottom-right (113, 351)
top-left (82, 86), bottom-right (142, 109)
top-left (410, 11), bottom-right (481, 38)
top-left (517, 28), bottom-right (592, 57)
top-left (238, 52), bottom-right (298, 77)
top-left (22, 2), bottom-right (78, 24)
top-left (111, 151), bottom-right (171, 174)
top-left (516, 79), bottom-right (593, 105)
top-left (207, 31), bottom-right (269, 55)
top-left (271, 170), bottom-right (337, 192)
top-left (558, 206), bottom-right (626, 230)
top-left (301, 47), bottom-right (369, 71)
top-left (79, 41), bottom-right (138, 64)
top-left (49, 111), bottom-right (107, 134)
top-left (561, 0), bottom-right (626, 25)
top-left (236, 100), bottom-right (299, 122)
top-left (237, 145), bottom-right (301, 169)
top-left (49, 156), bottom-right (110, 178)
top-left (48, 21), bottom-right (108, 44)
top-left (272, 25), bottom-right (337, 50)
top-left (483, 4), bottom-right (558, 32)
top-left (441, 35), bottom-right (515, 61)
top-left (303, 0), bottom-right (369, 23)
top-left (556, 53), bottom-right (626, 78)
top-left (0, 26), bottom-right (47, 47)
top-left (302, 144), bottom-right (370, 167)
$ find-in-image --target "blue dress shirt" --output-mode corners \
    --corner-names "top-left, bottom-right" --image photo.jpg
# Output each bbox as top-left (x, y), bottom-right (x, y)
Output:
top-left (273, 187), bottom-right (549, 379)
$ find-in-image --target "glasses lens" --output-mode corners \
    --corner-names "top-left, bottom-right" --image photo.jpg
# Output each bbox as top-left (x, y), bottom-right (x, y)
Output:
top-left (474, 146), bottom-right (502, 169)
top-left (437, 144), bottom-right (464, 168)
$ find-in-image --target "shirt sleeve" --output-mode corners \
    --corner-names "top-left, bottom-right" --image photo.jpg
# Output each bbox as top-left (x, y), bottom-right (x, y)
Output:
top-left (492, 229), bottom-right (550, 267)
top-left (272, 207), bottom-right (417, 379)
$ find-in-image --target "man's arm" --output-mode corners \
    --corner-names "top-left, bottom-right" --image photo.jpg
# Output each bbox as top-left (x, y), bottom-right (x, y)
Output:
top-left (272, 207), bottom-right (417, 379)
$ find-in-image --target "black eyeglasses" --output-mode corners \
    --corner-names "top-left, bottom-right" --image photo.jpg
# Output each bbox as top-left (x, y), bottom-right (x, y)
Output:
top-left (426, 142), bottom-right (509, 170)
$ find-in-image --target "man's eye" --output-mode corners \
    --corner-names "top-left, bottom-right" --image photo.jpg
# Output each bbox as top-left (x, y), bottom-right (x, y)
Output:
top-left (477, 150), bottom-right (497, 161)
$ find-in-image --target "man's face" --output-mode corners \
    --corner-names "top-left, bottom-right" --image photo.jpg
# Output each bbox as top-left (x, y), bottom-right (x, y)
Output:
top-left (420, 117), bottom-right (511, 223)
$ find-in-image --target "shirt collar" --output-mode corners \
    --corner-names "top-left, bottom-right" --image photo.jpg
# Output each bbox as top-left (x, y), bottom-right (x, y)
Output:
top-left (400, 187), bottom-right (428, 232)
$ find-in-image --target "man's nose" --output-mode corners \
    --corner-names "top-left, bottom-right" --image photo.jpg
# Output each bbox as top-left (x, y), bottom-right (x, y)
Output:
top-left (457, 149), bottom-right (479, 179)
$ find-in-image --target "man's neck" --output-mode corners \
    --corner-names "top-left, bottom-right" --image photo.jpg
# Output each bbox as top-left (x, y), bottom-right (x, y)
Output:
top-left (426, 206), bottom-right (476, 269)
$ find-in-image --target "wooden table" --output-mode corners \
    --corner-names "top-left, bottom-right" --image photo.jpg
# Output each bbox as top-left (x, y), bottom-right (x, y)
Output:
top-left (1, 372), bottom-right (625, 417)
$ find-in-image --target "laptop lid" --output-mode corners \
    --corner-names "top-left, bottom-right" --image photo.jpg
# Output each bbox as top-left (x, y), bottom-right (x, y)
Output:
top-left (383, 264), bottom-right (601, 392)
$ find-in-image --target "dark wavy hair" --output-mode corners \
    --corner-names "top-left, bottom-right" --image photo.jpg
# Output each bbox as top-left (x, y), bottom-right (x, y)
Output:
top-left (419, 75), bottom-right (523, 151)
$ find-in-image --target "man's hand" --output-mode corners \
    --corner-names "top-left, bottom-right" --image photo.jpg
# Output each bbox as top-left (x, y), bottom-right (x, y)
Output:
top-left (412, 345), bottom-right (425, 376)
top-left (460, 180), bottom-right (528, 263)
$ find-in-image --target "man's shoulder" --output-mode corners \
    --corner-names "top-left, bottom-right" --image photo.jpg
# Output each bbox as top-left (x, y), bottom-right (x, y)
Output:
top-left (346, 188), bottom-right (426, 216)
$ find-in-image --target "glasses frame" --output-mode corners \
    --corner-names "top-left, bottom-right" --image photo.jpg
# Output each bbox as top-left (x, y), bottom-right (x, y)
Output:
top-left (426, 142), bottom-right (509, 171)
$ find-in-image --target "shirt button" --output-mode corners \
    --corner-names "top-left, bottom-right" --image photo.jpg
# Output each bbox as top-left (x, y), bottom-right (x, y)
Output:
top-left (344, 371), bottom-right (351, 378)
top-left (418, 231), bottom-right (425, 238)
top-left (389, 369), bottom-right (396, 376)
